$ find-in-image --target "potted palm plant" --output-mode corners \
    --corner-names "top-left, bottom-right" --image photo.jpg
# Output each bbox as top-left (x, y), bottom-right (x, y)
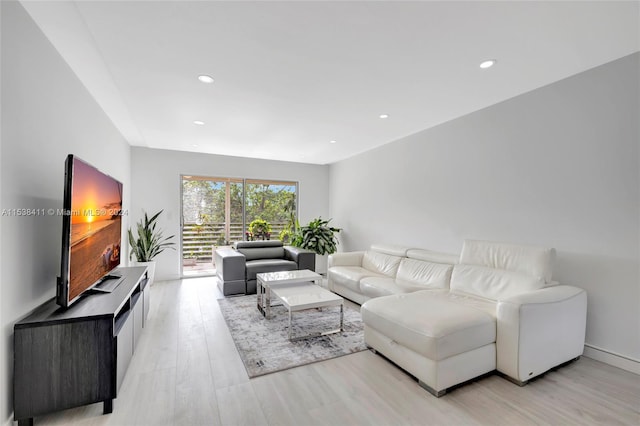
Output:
top-left (128, 209), bottom-right (175, 285)
top-left (292, 217), bottom-right (341, 274)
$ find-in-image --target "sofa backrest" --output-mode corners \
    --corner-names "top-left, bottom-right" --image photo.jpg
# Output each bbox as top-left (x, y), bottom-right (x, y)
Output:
top-left (370, 243), bottom-right (410, 257)
top-left (406, 248), bottom-right (459, 265)
top-left (450, 264), bottom-right (545, 301)
top-left (234, 240), bottom-right (285, 261)
top-left (451, 240), bottom-right (554, 301)
top-left (396, 258), bottom-right (453, 289)
top-left (359, 243), bottom-right (410, 277)
top-left (459, 239), bottom-right (555, 284)
top-left (362, 250), bottom-right (402, 277)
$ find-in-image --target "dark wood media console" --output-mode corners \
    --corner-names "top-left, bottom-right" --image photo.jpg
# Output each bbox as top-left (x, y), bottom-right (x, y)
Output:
top-left (13, 266), bottom-right (150, 426)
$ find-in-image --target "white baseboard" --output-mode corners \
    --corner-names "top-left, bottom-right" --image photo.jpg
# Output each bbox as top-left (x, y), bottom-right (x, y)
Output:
top-left (583, 344), bottom-right (640, 375)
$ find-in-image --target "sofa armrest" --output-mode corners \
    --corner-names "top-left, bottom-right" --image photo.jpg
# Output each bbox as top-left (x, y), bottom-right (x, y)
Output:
top-left (328, 251), bottom-right (365, 268)
top-left (215, 247), bottom-right (246, 282)
top-left (284, 246), bottom-right (316, 272)
top-left (496, 285), bottom-right (587, 383)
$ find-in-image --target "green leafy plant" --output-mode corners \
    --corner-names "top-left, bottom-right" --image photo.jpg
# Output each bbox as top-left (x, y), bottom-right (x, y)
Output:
top-left (279, 228), bottom-right (296, 244)
top-left (128, 210), bottom-right (176, 262)
top-left (293, 217), bottom-right (341, 255)
top-left (248, 218), bottom-right (272, 240)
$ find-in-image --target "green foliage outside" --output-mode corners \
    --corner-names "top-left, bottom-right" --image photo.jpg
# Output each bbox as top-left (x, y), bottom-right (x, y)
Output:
top-left (182, 179), bottom-right (243, 225)
top-left (278, 195), bottom-right (299, 243)
top-left (248, 218), bottom-right (272, 240)
top-left (182, 180), bottom-right (296, 229)
top-left (245, 183), bottom-right (296, 228)
top-left (182, 179), bottom-right (297, 259)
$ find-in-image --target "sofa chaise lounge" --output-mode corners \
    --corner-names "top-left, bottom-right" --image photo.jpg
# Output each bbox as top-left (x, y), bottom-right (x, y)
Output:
top-left (328, 240), bottom-right (587, 396)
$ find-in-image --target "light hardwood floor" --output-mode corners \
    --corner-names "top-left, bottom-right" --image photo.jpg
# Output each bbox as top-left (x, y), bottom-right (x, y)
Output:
top-left (33, 277), bottom-right (640, 426)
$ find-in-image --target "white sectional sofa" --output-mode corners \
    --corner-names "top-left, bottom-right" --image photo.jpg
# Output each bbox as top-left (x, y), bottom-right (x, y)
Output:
top-left (328, 244), bottom-right (459, 304)
top-left (328, 240), bottom-right (587, 397)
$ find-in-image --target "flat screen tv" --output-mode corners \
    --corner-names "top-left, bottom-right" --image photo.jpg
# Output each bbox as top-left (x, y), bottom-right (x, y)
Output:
top-left (57, 155), bottom-right (124, 308)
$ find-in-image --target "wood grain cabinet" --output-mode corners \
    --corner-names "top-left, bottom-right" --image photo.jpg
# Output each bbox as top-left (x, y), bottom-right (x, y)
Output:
top-left (13, 266), bottom-right (150, 426)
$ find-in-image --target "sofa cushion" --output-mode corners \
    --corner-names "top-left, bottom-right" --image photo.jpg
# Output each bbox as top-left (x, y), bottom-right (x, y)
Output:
top-left (396, 258), bottom-right (453, 290)
top-left (329, 266), bottom-right (384, 293)
top-left (245, 259), bottom-right (297, 281)
top-left (362, 251), bottom-right (402, 277)
top-left (450, 264), bottom-right (545, 301)
top-left (460, 240), bottom-right (555, 283)
top-left (360, 277), bottom-right (408, 298)
top-left (417, 289), bottom-right (497, 318)
top-left (362, 291), bottom-right (495, 361)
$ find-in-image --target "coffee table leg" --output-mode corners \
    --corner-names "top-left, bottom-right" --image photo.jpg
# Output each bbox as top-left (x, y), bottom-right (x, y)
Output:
top-left (266, 287), bottom-right (271, 320)
top-left (287, 304), bottom-right (344, 341)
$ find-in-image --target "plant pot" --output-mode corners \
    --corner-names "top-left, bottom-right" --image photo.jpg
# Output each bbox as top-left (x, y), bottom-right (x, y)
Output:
top-left (315, 254), bottom-right (328, 276)
top-left (132, 260), bottom-right (156, 286)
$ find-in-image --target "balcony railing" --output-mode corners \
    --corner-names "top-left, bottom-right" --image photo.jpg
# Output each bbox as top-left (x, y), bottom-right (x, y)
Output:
top-left (182, 221), bottom-right (288, 263)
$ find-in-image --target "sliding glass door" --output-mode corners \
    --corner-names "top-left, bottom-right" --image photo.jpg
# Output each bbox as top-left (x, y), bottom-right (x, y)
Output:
top-left (181, 176), bottom-right (297, 276)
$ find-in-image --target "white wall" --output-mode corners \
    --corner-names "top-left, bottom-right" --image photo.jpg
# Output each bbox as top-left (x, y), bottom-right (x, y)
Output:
top-left (0, 1), bottom-right (4, 424)
top-left (131, 147), bottom-right (329, 280)
top-left (330, 53), bottom-right (640, 370)
top-left (0, 2), bottom-right (131, 424)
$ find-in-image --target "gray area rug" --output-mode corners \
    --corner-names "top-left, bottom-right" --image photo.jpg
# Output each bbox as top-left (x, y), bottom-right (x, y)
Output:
top-left (218, 295), bottom-right (368, 378)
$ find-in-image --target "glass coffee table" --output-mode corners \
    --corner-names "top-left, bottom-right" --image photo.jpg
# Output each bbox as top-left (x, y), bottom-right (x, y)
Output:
top-left (256, 269), bottom-right (323, 319)
top-left (256, 269), bottom-right (344, 340)
top-left (271, 283), bottom-right (344, 341)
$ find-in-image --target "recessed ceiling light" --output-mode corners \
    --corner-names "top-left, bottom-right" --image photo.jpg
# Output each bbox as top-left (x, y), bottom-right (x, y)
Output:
top-left (198, 75), bottom-right (214, 83)
top-left (379, 114), bottom-right (389, 119)
top-left (192, 144), bottom-right (199, 147)
top-left (480, 60), bottom-right (496, 69)
top-left (193, 120), bottom-right (205, 125)
top-left (329, 140), bottom-right (337, 144)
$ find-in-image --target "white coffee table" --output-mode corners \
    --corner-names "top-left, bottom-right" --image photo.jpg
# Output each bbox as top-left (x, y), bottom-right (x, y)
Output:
top-left (270, 283), bottom-right (344, 341)
top-left (256, 269), bottom-right (323, 319)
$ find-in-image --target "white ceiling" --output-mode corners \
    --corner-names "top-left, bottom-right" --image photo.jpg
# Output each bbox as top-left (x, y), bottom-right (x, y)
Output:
top-left (22, 1), bottom-right (640, 165)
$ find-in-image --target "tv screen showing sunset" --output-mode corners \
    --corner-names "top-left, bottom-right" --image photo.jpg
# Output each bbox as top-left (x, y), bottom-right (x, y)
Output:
top-left (68, 157), bottom-right (123, 301)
